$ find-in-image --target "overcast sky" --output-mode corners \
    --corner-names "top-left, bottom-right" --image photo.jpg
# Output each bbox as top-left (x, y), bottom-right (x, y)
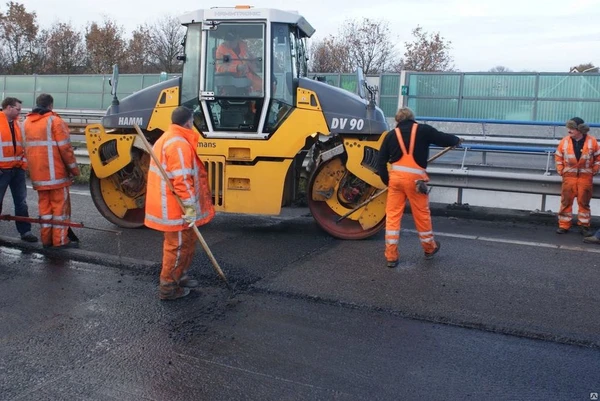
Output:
top-left (23, 0), bottom-right (600, 72)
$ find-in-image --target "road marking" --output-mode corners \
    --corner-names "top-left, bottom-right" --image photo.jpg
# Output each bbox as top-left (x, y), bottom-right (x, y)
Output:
top-left (403, 228), bottom-right (600, 254)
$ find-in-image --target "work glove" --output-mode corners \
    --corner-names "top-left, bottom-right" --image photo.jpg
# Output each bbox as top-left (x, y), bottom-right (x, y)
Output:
top-left (182, 205), bottom-right (197, 227)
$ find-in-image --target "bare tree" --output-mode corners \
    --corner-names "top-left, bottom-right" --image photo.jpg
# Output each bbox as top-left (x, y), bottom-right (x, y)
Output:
top-left (403, 26), bottom-right (454, 72)
top-left (122, 25), bottom-right (156, 73)
top-left (0, 1), bottom-right (39, 74)
top-left (339, 18), bottom-right (396, 74)
top-left (570, 63), bottom-right (598, 73)
top-left (84, 17), bottom-right (126, 74)
top-left (147, 15), bottom-right (184, 73)
top-left (489, 66), bottom-right (512, 72)
top-left (308, 36), bottom-right (352, 73)
top-left (390, 59), bottom-right (404, 73)
top-left (44, 21), bottom-right (86, 73)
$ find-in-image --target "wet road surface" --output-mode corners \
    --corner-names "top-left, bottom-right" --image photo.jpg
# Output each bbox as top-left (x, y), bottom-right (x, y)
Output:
top-left (0, 184), bottom-right (599, 400)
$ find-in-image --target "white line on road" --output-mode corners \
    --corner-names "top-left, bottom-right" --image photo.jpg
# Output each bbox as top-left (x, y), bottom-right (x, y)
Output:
top-left (403, 228), bottom-right (600, 254)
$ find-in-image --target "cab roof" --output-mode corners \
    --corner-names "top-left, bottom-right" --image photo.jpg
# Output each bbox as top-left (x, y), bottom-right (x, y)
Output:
top-left (178, 6), bottom-right (316, 38)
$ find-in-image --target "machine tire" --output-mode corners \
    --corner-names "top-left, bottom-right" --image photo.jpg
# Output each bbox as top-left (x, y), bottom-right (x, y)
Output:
top-left (307, 157), bottom-right (385, 240)
top-left (89, 169), bottom-right (145, 229)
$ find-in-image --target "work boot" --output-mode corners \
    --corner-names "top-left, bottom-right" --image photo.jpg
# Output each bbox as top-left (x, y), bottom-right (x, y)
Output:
top-left (179, 275), bottom-right (199, 288)
top-left (386, 260), bottom-right (398, 268)
top-left (159, 284), bottom-right (191, 301)
top-left (424, 240), bottom-right (441, 260)
top-left (580, 226), bottom-right (594, 237)
top-left (583, 235), bottom-right (600, 245)
top-left (20, 232), bottom-right (38, 242)
top-left (556, 228), bottom-right (569, 234)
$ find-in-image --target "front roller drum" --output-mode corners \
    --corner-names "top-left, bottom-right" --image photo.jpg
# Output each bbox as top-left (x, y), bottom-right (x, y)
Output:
top-left (307, 156), bottom-right (386, 240)
top-left (89, 165), bottom-right (147, 229)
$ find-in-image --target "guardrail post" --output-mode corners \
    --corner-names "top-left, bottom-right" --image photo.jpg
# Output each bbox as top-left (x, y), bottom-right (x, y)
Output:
top-left (541, 194), bottom-right (547, 212)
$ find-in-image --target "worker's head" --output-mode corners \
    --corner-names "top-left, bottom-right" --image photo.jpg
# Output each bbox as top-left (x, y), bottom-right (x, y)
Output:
top-left (35, 93), bottom-right (54, 110)
top-left (171, 106), bottom-right (193, 129)
top-left (224, 30), bottom-right (240, 45)
top-left (566, 117), bottom-right (589, 136)
top-left (394, 107), bottom-right (415, 124)
top-left (1, 97), bottom-right (22, 120)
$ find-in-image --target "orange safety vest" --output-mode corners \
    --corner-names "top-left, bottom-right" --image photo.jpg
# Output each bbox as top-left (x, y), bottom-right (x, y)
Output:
top-left (0, 112), bottom-right (27, 170)
top-left (555, 135), bottom-right (600, 177)
top-left (144, 124), bottom-right (215, 232)
top-left (215, 41), bottom-right (262, 91)
top-left (23, 111), bottom-right (79, 190)
top-left (389, 123), bottom-right (429, 181)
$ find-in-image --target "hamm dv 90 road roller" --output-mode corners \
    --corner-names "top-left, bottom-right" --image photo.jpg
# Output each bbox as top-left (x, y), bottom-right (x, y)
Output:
top-left (85, 5), bottom-right (390, 239)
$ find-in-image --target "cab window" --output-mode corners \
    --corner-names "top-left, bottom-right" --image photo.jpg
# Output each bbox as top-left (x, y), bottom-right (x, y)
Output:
top-left (204, 23), bottom-right (265, 132)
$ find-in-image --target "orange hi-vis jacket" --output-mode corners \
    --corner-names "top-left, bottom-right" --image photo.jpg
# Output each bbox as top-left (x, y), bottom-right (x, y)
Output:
top-left (215, 41), bottom-right (262, 92)
top-left (23, 111), bottom-right (80, 190)
top-left (555, 135), bottom-right (600, 177)
top-left (0, 112), bottom-right (27, 170)
top-left (144, 124), bottom-right (215, 232)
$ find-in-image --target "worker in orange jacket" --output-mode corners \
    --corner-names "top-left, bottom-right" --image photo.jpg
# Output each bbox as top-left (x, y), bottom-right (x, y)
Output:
top-left (144, 106), bottom-right (215, 301)
top-left (377, 107), bottom-right (461, 268)
top-left (555, 117), bottom-right (600, 236)
top-left (216, 31), bottom-right (263, 94)
top-left (23, 93), bottom-right (80, 249)
top-left (0, 97), bottom-right (37, 242)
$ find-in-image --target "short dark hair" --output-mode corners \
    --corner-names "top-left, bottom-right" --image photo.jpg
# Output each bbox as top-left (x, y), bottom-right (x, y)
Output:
top-left (36, 93), bottom-right (54, 109)
top-left (1, 97), bottom-right (22, 109)
top-left (171, 106), bottom-right (193, 126)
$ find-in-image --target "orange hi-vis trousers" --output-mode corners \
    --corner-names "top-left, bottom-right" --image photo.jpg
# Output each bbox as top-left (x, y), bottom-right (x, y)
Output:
top-left (558, 175), bottom-right (593, 230)
top-left (160, 228), bottom-right (196, 286)
top-left (385, 176), bottom-right (436, 262)
top-left (38, 187), bottom-right (72, 247)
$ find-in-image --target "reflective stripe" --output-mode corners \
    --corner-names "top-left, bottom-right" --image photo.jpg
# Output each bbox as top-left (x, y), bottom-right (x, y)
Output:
top-left (145, 209), bottom-right (212, 226)
top-left (420, 237), bottom-right (434, 243)
top-left (25, 140), bottom-right (54, 147)
top-left (563, 167), bottom-right (593, 174)
top-left (391, 165), bottom-right (426, 175)
top-left (418, 231), bottom-right (433, 237)
top-left (0, 155), bottom-right (20, 162)
top-left (386, 239), bottom-right (399, 245)
top-left (177, 147), bottom-right (196, 202)
top-left (559, 215), bottom-right (572, 221)
top-left (173, 230), bottom-right (183, 270)
top-left (32, 177), bottom-right (71, 187)
top-left (386, 230), bottom-right (400, 236)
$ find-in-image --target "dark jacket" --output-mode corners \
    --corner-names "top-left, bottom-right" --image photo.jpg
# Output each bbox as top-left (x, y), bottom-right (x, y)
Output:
top-left (376, 120), bottom-right (460, 185)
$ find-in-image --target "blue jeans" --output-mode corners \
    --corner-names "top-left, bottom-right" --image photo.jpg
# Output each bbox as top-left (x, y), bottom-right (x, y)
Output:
top-left (0, 168), bottom-right (32, 235)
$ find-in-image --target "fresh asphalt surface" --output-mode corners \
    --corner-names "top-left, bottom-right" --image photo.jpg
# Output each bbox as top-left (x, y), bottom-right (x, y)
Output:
top-left (1, 184), bottom-right (599, 400)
